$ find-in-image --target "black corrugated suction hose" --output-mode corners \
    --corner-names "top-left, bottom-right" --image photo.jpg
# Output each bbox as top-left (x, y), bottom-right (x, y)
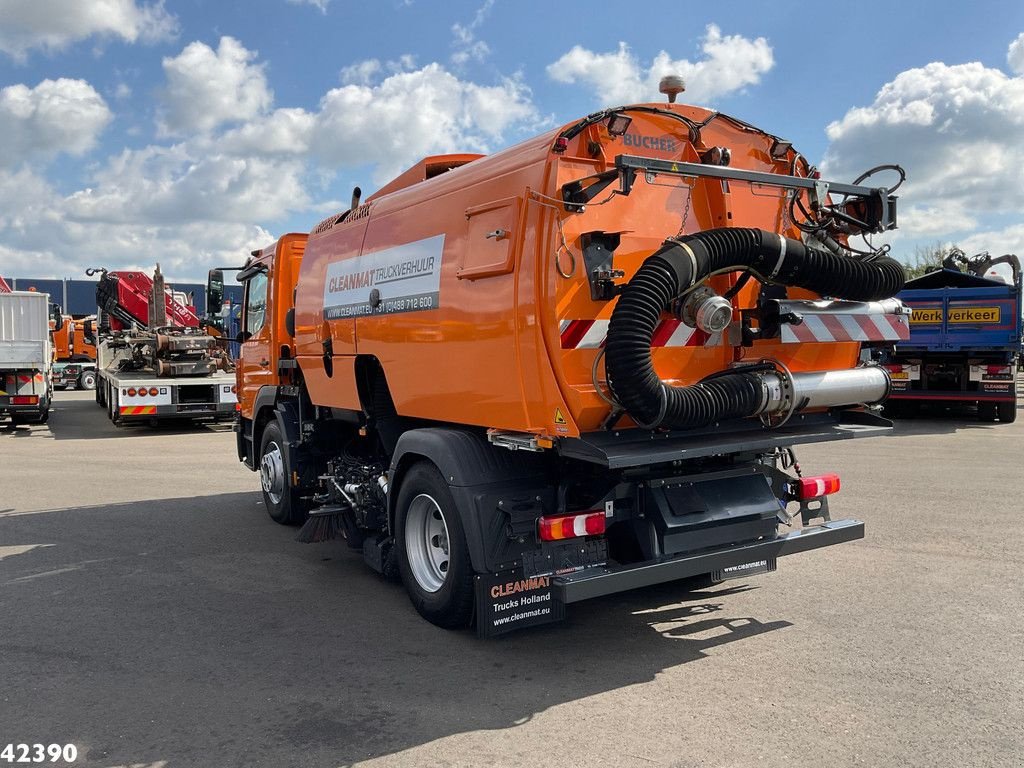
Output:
top-left (605, 228), bottom-right (906, 430)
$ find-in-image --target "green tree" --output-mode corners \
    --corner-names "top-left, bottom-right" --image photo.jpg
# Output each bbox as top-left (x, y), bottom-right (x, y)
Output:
top-left (904, 241), bottom-right (959, 280)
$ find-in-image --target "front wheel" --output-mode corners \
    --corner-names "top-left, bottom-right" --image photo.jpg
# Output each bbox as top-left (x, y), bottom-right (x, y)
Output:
top-left (258, 420), bottom-right (307, 525)
top-left (79, 371), bottom-right (96, 390)
top-left (395, 462), bottom-right (475, 629)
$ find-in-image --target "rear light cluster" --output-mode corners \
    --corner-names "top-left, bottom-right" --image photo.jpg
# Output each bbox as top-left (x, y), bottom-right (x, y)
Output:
top-left (987, 365), bottom-right (1011, 376)
top-left (794, 473), bottom-right (841, 500)
top-left (124, 387), bottom-right (161, 397)
top-left (538, 511), bottom-right (606, 541)
top-left (11, 395), bottom-right (38, 405)
top-left (883, 364), bottom-right (903, 373)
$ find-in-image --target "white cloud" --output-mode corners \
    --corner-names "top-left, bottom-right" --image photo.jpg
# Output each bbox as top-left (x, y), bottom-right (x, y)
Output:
top-left (547, 25), bottom-right (774, 106)
top-left (0, 0), bottom-right (177, 61)
top-left (0, 78), bottom-right (112, 168)
top-left (0, 39), bottom-right (540, 279)
top-left (451, 0), bottom-right (494, 65)
top-left (896, 202), bottom-right (978, 238)
top-left (312, 62), bottom-right (537, 181)
top-left (822, 43), bottom-right (1024, 241)
top-left (285, 0), bottom-right (329, 12)
top-left (1009, 33), bottom-right (1024, 76)
top-left (159, 37), bottom-right (273, 135)
top-left (960, 223), bottom-right (1024, 258)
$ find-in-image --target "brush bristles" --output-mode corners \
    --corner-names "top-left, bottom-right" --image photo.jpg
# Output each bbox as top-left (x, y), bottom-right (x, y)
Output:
top-left (295, 511), bottom-right (344, 543)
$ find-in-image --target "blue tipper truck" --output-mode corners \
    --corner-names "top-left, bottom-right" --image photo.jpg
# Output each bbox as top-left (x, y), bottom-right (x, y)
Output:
top-left (883, 251), bottom-right (1022, 422)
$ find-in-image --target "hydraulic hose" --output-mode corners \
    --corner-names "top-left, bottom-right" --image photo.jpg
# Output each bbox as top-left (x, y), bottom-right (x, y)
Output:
top-left (605, 227), bottom-right (905, 430)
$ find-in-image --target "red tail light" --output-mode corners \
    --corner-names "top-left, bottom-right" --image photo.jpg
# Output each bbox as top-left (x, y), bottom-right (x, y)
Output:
top-left (883, 364), bottom-right (904, 373)
top-left (538, 511), bottom-right (606, 541)
top-left (987, 365), bottom-right (1010, 376)
top-left (796, 474), bottom-right (841, 500)
top-left (148, 387), bottom-right (159, 396)
top-left (127, 387), bottom-right (137, 396)
top-left (11, 395), bottom-right (38, 405)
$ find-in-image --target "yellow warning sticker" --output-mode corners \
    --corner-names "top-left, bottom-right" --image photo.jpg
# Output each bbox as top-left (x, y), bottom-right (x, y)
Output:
top-left (554, 408), bottom-right (567, 425)
top-left (910, 308), bottom-right (942, 325)
top-left (948, 306), bottom-right (1000, 324)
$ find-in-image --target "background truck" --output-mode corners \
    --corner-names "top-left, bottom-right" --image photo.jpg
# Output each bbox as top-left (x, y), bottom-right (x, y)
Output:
top-left (229, 82), bottom-right (910, 636)
top-left (52, 315), bottom-right (97, 364)
top-left (1, 291), bottom-right (61, 425)
top-left (89, 265), bottom-right (237, 425)
top-left (883, 250), bottom-right (1021, 422)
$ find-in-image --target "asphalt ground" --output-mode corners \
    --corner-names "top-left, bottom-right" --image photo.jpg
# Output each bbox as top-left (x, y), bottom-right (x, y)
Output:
top-left (1, 389), bottom-right (1022, 768)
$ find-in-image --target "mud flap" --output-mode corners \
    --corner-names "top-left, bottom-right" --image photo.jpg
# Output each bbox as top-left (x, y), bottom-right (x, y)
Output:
top-left (474, 571), bottom-right (566, 638)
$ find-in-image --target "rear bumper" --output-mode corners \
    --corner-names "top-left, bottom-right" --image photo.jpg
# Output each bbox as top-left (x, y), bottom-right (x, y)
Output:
top-left (117, 402), bottom-right (236, 420)
top-left (553, 519), bottom-right (864, 604)
top-left (888, 391), bottom-right (1015, 402)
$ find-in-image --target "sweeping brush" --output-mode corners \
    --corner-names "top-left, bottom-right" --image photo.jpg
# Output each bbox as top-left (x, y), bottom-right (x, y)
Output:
top-left (295, 505), bottom-right (347, 544)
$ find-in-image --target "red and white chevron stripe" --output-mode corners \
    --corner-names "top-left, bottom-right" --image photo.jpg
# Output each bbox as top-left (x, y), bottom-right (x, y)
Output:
top-left (780, 312), bottom-right (909, 344)
top-left (559, 319), bottom-right (723, 349)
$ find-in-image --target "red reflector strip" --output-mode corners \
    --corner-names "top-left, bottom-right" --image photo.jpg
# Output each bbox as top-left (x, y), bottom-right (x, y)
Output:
top-left (120, 405), bottom-right (157, 416)
top-left (538, 511), bottom-right (606, 541)
top-left (797, 474), bottom-right (841, 499)
top-left (780, 312), bottom-right (909, 344)
top-left (11, 395), bottom-right (39, 405)
top-left (559, 319), bottom-right (723, 349)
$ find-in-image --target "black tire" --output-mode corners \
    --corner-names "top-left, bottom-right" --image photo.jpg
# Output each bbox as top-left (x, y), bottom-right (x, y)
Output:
top-left (79, 370), bottom-right (96, 390)
top-left (258, 420), bottom-right (307, 525)
top-left (883, 400), bottom-right (904, 419)
top-left (997, 398), bottom-right (1017, 424)
top-left (96, 380), bottom-right (105, 407)
top-left (109, 385), bottom-right (120, 424)
top-left (978, 402), bottom-right (997, 422)
top-left (394, 462), bottom-right (475, 629)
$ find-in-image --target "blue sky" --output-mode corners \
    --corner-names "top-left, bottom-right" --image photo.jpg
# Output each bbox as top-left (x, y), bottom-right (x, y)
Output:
top-left (1, 0), bottom-right (1023, 280)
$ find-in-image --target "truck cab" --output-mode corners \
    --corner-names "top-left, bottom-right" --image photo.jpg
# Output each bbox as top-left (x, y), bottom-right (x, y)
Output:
top-left (233, 234), bottom-right (308, 467)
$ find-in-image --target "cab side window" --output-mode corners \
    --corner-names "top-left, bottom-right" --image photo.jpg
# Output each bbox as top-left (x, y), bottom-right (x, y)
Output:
top-left (244, 272), bottom-right (269, 335)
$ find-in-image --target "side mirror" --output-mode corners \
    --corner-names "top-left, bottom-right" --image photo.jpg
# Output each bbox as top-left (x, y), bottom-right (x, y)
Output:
top-left (236, 330), bottom-right (252, 344)
top-left (51, 304), bottom-right (65, 332)
top-left (206, 269), bottom-right (225, 317)
top-left (83, 319), bottom-right (95, 346)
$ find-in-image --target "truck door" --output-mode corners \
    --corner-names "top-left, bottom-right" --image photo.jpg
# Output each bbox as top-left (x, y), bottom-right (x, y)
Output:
top-left (238, 268), bottom-right (273, 414)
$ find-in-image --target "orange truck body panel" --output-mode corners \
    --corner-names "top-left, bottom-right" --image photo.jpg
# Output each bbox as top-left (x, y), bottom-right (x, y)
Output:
top-left (280, 104), bottom-right (854, 436)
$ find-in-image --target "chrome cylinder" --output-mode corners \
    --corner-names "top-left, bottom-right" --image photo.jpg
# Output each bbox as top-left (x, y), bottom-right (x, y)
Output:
top-left (758, 366), bottom-right (890, 415)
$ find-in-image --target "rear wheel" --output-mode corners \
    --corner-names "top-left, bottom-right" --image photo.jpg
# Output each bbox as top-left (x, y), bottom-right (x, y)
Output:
top-left (258, 420), bottom-right (307, 525)
top-left (108, 385), bottom-right (120, 424)
top-left (395, 462), bottom-right (475, 629)
top-left (997, 397), bottom-right (1017, 423)
top-left (79, 370), bottom-right (96, 390)
top-left (978, 402), bottom-right (998, 422)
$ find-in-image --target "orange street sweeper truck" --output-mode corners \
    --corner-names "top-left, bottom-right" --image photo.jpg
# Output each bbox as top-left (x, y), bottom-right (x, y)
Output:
top-left (227, 80), bottom-right (910, 636)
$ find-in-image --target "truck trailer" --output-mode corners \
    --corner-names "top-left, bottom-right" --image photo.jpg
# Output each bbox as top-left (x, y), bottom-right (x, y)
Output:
top-left (883, 250), bottom-right (1021, 422)
top-left (90, 265), bottom-right (237, 425)
top-left (230, 85), bottom-right (910, 635)
top-left (1, 291), bottom-right (60, 425)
